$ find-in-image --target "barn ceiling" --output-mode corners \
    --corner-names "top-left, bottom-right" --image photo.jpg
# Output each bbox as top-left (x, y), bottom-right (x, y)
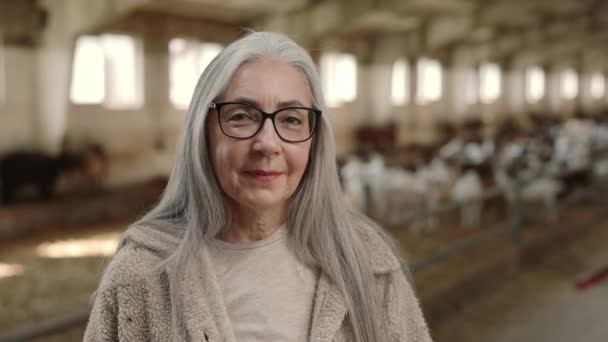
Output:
top-left (1, 0), bottom-right (607, 67)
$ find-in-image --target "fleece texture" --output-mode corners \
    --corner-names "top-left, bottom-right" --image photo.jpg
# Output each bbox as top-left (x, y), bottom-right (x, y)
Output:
top-left (83, 225), bottom-right (433, 342)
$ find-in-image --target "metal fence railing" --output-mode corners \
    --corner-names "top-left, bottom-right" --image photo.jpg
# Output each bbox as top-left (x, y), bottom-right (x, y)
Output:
top-left (390, 177), bottom-right (608, 274)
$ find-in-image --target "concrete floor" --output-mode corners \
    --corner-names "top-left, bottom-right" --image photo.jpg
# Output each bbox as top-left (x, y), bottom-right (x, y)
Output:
top-left (431, 221), bottom-right (608, 342)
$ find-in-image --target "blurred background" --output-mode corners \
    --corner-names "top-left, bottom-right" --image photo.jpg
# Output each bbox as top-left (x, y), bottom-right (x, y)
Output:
top-left (1, 0), bottom-right (608, 341)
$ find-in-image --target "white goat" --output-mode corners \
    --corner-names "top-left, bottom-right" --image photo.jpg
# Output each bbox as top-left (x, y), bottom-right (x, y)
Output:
top-left (339, 156), bottom-right (366, 212)
top-left (416, 158), bottom-right (454, 230)
top-left (379, 167), bottom-right (431, 233)
top-left (451, 170), bottom-right (484, 228)
top-left (496, 139), bottom-right (563, 222)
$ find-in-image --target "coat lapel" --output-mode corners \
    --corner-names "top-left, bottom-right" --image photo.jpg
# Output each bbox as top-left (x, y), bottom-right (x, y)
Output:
top-left (176, 257), bottom-right (220, 342)
top-left (174, 247), bottom-right (237, 342)
top-left (308, 229), bottom-right (402, 342)
top-left (126, 226), bottom-right (218, 341)
top-left (310, 272), bottom-right (348, 342)
top-left (137, 224), bottom-right (403, 342)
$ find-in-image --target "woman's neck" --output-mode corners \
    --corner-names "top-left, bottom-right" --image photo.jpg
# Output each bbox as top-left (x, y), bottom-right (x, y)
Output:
top-left (218, 203), bottom-right (286, 243)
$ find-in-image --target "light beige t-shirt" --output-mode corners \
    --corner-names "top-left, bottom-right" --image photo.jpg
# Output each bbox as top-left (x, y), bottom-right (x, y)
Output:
top-left (208, 225), bottom-right (319, 342)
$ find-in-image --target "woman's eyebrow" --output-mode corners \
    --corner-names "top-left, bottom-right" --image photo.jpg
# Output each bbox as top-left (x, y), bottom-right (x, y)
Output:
top-left (229, 97), bottom-right (261, 107)
top-left (276, 100), bottom-right (306, 108)
top-left (228, 97), bottom-right (307, 109)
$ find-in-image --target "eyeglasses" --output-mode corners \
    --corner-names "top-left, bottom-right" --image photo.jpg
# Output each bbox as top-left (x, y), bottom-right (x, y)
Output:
top-left (209, 102), bottom-right (322, 143)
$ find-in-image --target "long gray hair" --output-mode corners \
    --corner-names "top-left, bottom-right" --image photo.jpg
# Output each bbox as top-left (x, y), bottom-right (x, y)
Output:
top-left (136, 30), bottom-right (402, 342)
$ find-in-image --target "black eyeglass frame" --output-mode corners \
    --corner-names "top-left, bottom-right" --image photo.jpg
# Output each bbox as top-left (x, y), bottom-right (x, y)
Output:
top-left (209, 101), bottom-right (322, 143)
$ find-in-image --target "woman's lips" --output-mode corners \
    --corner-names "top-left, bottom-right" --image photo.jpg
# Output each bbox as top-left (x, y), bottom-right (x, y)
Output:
top-left (244, 170), bottom-right (284, 182)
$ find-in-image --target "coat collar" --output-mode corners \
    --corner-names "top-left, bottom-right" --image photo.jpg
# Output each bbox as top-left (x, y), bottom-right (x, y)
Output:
top-left (309, 229), bottom-right (402, 341)
top-left (123, 225), bottom-right (401, 342)
top-left (309, 272), bottom-right (348, 342)
top-left (123, 226), bottom-right (236, 342)
top-left (362, 229), bottom-right (402, 275)
top-left (179, 248), bottom-right (237, 342)
top-left (122, 225), bottom-right (402, 275)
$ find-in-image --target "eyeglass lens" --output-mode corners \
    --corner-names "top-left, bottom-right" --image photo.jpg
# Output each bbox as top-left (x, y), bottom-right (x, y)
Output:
top-left (219, 103), bottom-right (316, 141)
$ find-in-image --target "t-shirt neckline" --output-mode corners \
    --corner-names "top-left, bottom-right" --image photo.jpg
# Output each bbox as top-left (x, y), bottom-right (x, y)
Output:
top-left (212, 224), bottom-right (287, 251)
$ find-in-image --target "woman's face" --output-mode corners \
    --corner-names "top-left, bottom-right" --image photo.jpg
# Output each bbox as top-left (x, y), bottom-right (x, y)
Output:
top-left (207, 60), bottom-right (313, 213)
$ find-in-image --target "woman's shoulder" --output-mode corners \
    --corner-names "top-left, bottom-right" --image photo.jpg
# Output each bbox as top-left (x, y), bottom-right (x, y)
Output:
top-left (355, 222), bottom-right (403, 275)
top-left (97, 225), bottom-right (180, 290)
top-left (85, 225), bottom-right (180, 341)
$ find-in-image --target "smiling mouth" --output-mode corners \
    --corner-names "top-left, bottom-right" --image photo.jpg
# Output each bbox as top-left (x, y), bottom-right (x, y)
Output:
top-left (248, 170), bottom-right (282, 176)
top-left (244, 170), bottom-right (284, 182)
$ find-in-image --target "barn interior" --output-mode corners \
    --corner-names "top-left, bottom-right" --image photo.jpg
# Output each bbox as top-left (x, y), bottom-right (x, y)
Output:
top-left (1, 0), bottom-right (608, 341)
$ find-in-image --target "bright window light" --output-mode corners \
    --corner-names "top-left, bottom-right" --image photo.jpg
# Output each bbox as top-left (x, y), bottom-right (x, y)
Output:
top-left (36, 236), bottom-right (119, 258)
top-left (391, 59), bottom-right (409, 106)
top-left (169, 39), bottom-right (223, 109)
top-left (526, 66), bottom-right (545, 103)
top-left (590, 72), bottom-right (605, 99)
top-left (337, 54), bottom-right (357, 103)
top-left (561, 69), bottom-right (578, 100)
top-left (480, 63), bottom-right (501, 104)
top-left (0, 263), bottom-right (24, 279)
top-left (416, 57), bottom-right (442, 104)
top-left (71, 35), bottom-right (105, 104)
top-left (321, 52), bottom-right (357, 107)
top-left (199, 43), bottom-right (222, 72)
top-left (102, 34), bottom-right (142, 109)
top-left (70, 34), bottom-right (142, 108)
top-left (320, 54), bottom-right (337, 106)
top-left (170, 38), bottom-right (200, 108)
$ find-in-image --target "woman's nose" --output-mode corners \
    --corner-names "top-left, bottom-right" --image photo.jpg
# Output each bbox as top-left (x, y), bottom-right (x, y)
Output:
top-left (252, 118), bottom-right (281, 154)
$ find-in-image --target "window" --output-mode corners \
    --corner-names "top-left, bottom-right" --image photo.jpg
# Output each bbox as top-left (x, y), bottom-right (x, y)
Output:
top-left (169, 38), bottom-right (223, 108)
top-left (103, 35), bottom-right (142, 108)
top-left (71, 36), bottom-right (105, 104)
top-left (560, 69), bottom-right (578, 100)
top-left (391, 59), bottom-right (409, 106)
top-left (70, 34), bottom-right (143, 108)
top-left (590, 72), bottom-right (605, 99)
top-left (525, 66), bottom-right (545, 103)
top-left (479, 63), bottom-right (501, 104)
top-left (416, 57), bottom-right (442, 104)
top-left (320, 52), bottom-right (357, 107)
top-left (200, 43), bottom-right (222, 70)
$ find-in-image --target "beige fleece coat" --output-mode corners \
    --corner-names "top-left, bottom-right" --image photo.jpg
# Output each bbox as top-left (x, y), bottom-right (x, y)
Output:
top-left (83, 225), bottom-right (433, 341)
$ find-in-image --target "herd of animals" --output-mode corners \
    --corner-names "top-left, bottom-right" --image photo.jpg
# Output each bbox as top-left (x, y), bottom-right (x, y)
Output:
top-left (339, 112), bottom-right (608, 232)
top-left (0, 142), bottom-right (107, 205)
top-left (3, 112), bottom-right (608, 221)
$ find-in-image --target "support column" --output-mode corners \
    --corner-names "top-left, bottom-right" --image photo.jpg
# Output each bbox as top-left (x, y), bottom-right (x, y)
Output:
top-left (439, 50), bottom-right (455, 123)
top-left (355, 36), bottom-right (396, 127)
top-left (451, 47), bottom-right (476, 121)
top-left (366, 62), bottom-right (393, 126)
top-left (578, 63), bottom-right (594, 114)
top-left (143, 23), bottom-right (170, 151)
top-left (36, 0), bottom-right (74, 154)
top-left (505, 66), bottom-right (525, 115)
top-left (547, 65), bottom-right (562, 115)
top-left (398, 54), bottom-right (419, 145)
top-left (537, 63), bottom-right (551, 114)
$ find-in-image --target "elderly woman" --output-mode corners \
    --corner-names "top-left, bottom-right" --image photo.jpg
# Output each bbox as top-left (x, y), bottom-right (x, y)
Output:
top-left (84, 31), bottom-right (432, 342)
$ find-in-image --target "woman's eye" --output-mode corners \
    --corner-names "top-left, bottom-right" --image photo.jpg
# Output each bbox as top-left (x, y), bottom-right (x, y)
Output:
top-left (283, 116), bottom-right (302, 125)
top-left (228, 113), bottom-right (251, 122)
